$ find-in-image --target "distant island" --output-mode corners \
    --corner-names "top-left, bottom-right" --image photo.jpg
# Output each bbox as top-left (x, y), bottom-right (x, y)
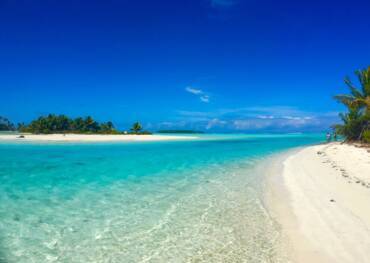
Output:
top-left (2, 114), bottom-right (151, 135)
top-left (157, 130), bottom-right (204, 134)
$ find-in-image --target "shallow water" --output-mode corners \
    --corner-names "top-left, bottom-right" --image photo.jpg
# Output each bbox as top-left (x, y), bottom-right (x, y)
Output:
top-left (0, 134), bottom-right (323, 262)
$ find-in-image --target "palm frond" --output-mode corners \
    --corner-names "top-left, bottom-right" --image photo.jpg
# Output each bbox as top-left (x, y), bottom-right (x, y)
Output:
top-left (344, 77), bottom-right (364, 98)
top-left (363, 67), bottom-right (370, 96)
top-left (333, 94), bottom-right (355, 106)
top-left (351, 98), bottom-right (368, 109)
top-left (339, 112), bottom-right (347, 122)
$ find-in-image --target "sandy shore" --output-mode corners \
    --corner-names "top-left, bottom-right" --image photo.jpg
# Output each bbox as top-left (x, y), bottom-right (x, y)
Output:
top-left (267, 143), bottom-right (370, 262)
top-left (0, 134), bottom-right (197, 142)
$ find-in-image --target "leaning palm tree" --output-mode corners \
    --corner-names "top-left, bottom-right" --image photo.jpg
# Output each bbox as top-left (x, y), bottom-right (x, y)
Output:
top-left (334, 66), bottom-right (370, 115)
top-left (334, 66), bottom-right (370, 141)
top-left (130, 122), bottom-right (142, 134)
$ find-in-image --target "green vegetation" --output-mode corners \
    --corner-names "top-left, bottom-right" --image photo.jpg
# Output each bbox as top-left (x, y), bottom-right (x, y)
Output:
top-left (0, 116), bottom-right (15, 131)
top-left (18, 114), bottom-right (119, 134)
top-left (17, 114), bottom-right (152, 135)
top-left (334, 66), bottom-right (370, 142)
top-left (130, 122), bottom-right (142, 133)
top-left (158, 130), bottom-right (204, 134)
top-left (128, 122), bottom-right (151, 134)
top-left (363, 130), bottom-right (370, 143)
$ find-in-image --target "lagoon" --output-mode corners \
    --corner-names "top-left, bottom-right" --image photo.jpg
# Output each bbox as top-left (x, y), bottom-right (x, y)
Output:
top-left (0, 134), bottom-right (323, 262)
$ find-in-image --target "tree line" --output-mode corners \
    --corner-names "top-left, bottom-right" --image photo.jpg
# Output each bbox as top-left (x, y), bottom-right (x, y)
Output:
top-left (0, 114), bottom-right (150, 134)
top-left (334, 66), bottom-right (370, 143)
top-left (0, 116), bottom-right (16, 131)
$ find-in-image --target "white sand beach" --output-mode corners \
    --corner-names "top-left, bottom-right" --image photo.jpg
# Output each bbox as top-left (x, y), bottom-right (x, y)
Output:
top-left (0, 134), bottom-right (197, 142)
top-left (268, 143), bottom-right (370, 262)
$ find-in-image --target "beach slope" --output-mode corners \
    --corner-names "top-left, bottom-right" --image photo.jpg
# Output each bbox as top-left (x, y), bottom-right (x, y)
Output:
top-left (270, 143), bottom-right (370, 263)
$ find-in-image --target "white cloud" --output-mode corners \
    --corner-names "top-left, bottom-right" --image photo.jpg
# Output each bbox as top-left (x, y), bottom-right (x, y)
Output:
top-left (158, 121), bottom-right (188, 129)
top-left (200, 95), bottom-right (210, 103)
top-left (257, 115), bottom-right (275, 119)
top-left (185, 86), bottom-right (211, 103)
top-left (232, 119), bottom-right (273, 130)
top-left (231, 117), bottom-right (316, 131)
top-left (185, 87), bottom-right (203, 95)
top-left (175, 105), bottom-right (340, 132)
top-left (177, 110), bottom-right (210, 117)
top-left (282, 116), bottom-right (301, 120)
top-left (206, 118), bottom-right (227, 129)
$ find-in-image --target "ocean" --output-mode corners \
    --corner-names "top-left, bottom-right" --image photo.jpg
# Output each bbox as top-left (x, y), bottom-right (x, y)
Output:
top-left (0, 134), bottom-right (323, 262)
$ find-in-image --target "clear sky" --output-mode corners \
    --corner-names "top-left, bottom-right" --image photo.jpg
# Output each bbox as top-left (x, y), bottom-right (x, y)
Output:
top-left (1, 0), bottom-right (370, 132)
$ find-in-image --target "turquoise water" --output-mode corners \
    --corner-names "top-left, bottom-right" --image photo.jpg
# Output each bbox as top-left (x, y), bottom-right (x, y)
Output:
top-left (0, 134), bottom-right (323, 262)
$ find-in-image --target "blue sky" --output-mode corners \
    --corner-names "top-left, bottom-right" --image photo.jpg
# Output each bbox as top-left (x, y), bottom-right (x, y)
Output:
top-left (1, 0), bottom-right (370, 132)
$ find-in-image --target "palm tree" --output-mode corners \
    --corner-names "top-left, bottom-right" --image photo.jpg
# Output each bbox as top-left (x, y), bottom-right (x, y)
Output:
top-left (334, 66), bottom-right (370, 116)
top-left (0, 116), bottom-right (15, 131)
top-left (84, 116), bottom-right (100, 132)
top-left (73, 117), bottom-right (85, 131)
top-left (100, 121), bottom-right (115, 133)
top-left (106, 121), bottom-right (114, 130)
top-left (130, 122), bottom-right (142, 134)
top-left (334, 107), bottom-right (363, 141)
top-left (334, 66), bottom-right (370, 141)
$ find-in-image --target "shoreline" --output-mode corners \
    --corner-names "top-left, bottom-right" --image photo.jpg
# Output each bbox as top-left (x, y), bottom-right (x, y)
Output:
top-left (265, 143), bottom-right (370, 262)
top-left (0, 133), bottom-right (198, 142)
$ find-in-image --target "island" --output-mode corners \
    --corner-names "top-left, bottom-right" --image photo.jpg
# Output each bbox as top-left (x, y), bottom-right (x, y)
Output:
top-left (0, 114), bottom-right (198, 142)
top-left (157, 130), bottom-right (205, 134)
